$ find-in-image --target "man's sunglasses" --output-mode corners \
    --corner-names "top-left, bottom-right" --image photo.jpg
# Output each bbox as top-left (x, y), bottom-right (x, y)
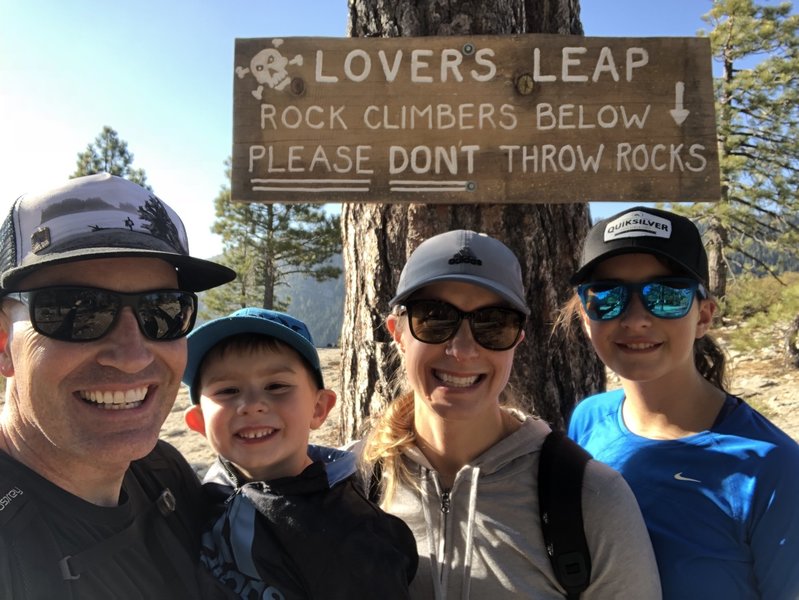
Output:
top-left (6, 286), bottom-right (198, 342)
top-left (399, 299), bottom-right (525, 351)
top-left (577, 278), bottom-right (707, 322)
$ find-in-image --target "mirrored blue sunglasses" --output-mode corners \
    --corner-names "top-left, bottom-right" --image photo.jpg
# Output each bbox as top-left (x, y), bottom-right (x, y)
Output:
top-left (577, 278), bottom-right (707, 321)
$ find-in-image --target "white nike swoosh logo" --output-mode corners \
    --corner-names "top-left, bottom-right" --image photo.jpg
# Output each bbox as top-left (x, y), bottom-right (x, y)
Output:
top-left (674, 472), bottom-right (701, 483)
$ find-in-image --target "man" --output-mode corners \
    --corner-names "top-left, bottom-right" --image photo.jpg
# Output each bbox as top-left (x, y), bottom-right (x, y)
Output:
top-left (0, 173), bottom-right (237, 599)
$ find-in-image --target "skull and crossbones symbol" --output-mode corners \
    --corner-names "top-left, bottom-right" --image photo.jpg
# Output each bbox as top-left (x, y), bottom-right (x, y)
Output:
top-left (236, 39), bottom-right (303, 99)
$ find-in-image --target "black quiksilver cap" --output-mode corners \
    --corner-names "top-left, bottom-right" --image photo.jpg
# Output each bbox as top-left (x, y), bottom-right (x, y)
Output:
top-left (571, 206), bottom-right (708, 285)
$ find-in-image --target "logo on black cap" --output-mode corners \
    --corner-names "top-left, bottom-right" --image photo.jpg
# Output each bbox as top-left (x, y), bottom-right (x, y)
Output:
top-left (604, 210), bottom-right (672, 241)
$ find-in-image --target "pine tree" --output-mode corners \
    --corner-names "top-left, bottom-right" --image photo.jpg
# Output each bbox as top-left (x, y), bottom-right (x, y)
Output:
top-left (201, 160), bottom-right (341, 317)
top-left (672, 0), bottom-right (799, 296)
top-left (72, 126), bottom-right (150, 189)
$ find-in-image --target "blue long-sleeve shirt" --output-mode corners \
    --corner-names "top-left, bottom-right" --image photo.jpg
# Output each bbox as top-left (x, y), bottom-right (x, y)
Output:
top-left (569, 390), bottom-right (799, 600)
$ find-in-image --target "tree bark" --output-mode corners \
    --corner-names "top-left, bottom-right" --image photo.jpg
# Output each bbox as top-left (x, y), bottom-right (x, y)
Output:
top-left (339, 0), bottom-right (603, 441)
top-left (706, 215), bottom-right (728, 299)
top-left (261, 258), bottom-right (275, 310)
top-left (707, 51), bottom-right (737, 299)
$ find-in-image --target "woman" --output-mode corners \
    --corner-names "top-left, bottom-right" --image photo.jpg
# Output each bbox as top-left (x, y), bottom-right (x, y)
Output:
top-left (361, 229), bottom-right (661, 599)
top-left (563, 206), bottom-right (799, 599)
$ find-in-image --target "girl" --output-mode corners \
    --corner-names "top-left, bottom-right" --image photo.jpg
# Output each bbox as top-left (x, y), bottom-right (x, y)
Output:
top-left (361, 229), bottom-right (661, 599)
top-left (564, 206), bottom-right (799, 599)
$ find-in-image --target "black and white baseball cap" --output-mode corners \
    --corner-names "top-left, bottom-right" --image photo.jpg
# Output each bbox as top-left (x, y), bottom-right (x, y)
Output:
top-left (571, 206), bottom-right (708, 285)
top-left (390, 229), bottom-right (529, 315)
top-left (0, 173), bottom-right (236, 293)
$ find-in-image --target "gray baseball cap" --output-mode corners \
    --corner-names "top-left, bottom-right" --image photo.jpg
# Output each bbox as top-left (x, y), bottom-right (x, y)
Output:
top-left (390, 230), bottom-right (529, 315)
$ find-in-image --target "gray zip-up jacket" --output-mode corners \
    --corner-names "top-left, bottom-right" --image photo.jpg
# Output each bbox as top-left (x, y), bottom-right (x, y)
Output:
top-left (386, 413), bottom-right (661, 599)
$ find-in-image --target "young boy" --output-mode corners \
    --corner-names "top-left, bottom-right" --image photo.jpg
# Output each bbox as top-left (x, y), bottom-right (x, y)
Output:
top-left (182, 307), bottom-right (417, 599)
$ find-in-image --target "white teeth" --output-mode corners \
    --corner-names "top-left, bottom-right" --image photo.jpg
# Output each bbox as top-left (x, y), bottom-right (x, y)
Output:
top-left (81, 387), bottom-right (148, 409)
top-left (436, 371), bottom-right (479, 387)
top-left (624, 342), bottom-right (657, 350)
top-left (238, 429), bottom-right (275, 440)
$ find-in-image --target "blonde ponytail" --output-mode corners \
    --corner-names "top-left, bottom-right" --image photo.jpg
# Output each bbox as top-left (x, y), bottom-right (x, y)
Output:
top-left (360, 391), bottom-right (417, 507)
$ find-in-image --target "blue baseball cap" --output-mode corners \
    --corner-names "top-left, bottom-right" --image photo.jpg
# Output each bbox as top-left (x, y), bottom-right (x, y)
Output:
top-left (183, 307), bottom-right (324, 403)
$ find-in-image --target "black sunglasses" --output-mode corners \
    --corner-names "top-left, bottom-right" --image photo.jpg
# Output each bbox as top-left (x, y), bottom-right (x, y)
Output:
top-left (577, 277), bottom-right (707, 322)
top-left (399, 299), bottom-right (525, 351)
top-left (6, 286), bottom-right (198, 342)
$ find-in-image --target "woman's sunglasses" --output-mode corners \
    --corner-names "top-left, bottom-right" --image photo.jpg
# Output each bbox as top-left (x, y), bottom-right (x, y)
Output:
top-left (399, 299), bottom-right (525, 351)
top-left (6, 286), bottom-right (198, 342)
top-left (577, 278), bottom-right (707, 322)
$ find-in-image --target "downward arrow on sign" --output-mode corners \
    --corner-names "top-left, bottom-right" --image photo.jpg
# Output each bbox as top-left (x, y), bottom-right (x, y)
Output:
top-left (670, 81), bottom-right (690, 126)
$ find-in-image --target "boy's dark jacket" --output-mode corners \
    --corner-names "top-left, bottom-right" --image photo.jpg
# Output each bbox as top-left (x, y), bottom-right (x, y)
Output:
top-left (200, 445), bottom-right (418, 600)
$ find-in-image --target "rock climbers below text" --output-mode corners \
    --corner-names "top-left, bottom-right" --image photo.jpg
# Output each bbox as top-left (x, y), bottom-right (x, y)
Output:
top-left (257, 102), bottom-right (655, 131)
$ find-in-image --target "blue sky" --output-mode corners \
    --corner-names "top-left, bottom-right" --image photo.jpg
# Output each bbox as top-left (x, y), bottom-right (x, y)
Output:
top-left (1, 1), bottom-right (721, 259)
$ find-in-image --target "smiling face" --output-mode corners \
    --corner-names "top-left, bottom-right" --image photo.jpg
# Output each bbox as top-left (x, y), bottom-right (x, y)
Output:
top-left (186, 340), bottom-right (335, 482)
top-left (0, 257), bottom-right (186, 475)
top-left (387, 281), bottom-right (523, 426)
top-left (580, 253), bottom-right (715, 386)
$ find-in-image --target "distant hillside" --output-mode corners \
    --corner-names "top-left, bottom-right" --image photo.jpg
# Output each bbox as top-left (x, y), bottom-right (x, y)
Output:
top-left (277, 254), bottom-right (344, 347)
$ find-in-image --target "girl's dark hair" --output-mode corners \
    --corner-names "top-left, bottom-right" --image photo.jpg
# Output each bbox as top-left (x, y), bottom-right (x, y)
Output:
top-left (693, 335), bottom-right (728, 391)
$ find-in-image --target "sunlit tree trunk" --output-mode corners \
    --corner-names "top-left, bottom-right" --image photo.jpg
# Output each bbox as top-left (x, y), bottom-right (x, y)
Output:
top-left (339, 0), bottom-right (603, 441)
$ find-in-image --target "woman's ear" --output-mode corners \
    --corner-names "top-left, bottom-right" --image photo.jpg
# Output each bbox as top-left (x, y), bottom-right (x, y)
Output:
top-left (184, 404), bottom-right (207, 436)
top-left (386, 313), bottom-right (405, 351)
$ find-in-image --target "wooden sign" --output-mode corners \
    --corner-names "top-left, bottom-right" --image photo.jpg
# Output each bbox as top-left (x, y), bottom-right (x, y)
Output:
top-left (232, 35), bottom-right (719, 204)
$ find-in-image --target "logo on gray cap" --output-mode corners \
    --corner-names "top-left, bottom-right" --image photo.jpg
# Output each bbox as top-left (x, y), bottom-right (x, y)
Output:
top-left (449, 247), bottom-right (482, 266)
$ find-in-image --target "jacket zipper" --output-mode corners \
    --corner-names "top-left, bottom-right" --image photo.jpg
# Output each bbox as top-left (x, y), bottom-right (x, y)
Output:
top-left (441, 489), bottom-right (451, 514)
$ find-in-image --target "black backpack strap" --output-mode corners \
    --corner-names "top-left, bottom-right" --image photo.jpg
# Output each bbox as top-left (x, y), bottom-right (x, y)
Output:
top-left (0, 446), bottom-right (217, 599)
top-left (0, 484), bottom-right (78, 599)
top-left (538, 430), bottom-right (592, 600)
top-left (128, 451), bottom-right (200, 551)
top-left (57, 490), bottom-right (175, 580)
top-left (127, 450), bottom-right (212, 599)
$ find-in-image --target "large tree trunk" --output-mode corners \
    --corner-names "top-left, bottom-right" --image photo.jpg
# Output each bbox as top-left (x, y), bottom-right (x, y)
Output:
top-left (706, 215), bottom-right (728, 299)
top-left (261, 260), bottom-right (275, 309)
top-left (708, 55), bottom-right (736, 300)
top-left (339, 0), bottom-right (604, 442)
